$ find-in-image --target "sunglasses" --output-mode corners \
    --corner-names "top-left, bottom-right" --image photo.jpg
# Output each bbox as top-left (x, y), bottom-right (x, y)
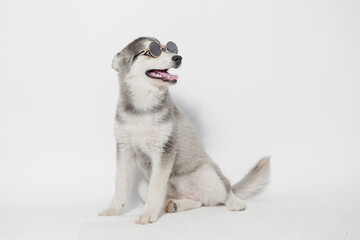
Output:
top-left (133, 41), bottom-right (178, 61)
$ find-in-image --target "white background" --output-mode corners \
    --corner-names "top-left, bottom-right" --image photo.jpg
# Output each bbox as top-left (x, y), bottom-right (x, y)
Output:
top-left (1, 0), bottom-right (360, 239)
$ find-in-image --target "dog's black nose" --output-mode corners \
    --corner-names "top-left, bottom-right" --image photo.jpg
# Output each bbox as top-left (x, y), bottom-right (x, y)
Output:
top-left (172, 55), bottom-right (182, 65)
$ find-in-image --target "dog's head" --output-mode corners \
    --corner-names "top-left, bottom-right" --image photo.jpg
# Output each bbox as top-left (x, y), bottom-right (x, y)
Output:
top-left (112, 37), bottom-right (182, 86)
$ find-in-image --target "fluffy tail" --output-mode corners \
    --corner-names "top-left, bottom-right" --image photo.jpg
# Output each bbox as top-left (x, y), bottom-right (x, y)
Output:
top-left (232, 156), bottom-right (271, 199)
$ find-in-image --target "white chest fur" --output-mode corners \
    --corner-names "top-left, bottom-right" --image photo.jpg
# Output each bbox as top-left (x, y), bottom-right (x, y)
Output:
top-left (115, 77), bottom-right (174, 155)
top-left (114, 113), bottom-right (173, 154)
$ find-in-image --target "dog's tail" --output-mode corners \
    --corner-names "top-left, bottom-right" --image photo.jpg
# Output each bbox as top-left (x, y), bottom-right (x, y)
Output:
top-left (232, 156), bottom-right (271, 199)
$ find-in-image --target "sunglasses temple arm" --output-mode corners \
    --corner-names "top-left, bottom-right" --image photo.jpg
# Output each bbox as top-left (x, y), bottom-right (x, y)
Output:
top-left (132, 50), bottom-right (145, 61)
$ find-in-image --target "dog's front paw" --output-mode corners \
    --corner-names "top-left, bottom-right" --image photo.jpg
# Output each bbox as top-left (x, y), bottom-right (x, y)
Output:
top-left (135, 212), bottom-right (159, 225)
top-left (98, 207), bottom-right (122, 216)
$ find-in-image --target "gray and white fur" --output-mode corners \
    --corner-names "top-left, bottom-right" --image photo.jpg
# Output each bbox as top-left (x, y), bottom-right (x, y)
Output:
top-left (99, 37), bottom-right (271, 224)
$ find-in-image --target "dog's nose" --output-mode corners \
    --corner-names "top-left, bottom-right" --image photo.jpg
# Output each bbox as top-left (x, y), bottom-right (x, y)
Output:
top-left (172, 55), bottom-right (182, 65)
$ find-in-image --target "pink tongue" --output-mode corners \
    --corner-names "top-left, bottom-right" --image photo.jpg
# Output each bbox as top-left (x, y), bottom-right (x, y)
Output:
top-left (155, 70), bottom-right (178, 80)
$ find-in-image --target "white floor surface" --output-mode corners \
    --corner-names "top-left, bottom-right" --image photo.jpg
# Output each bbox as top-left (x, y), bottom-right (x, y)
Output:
top-left (76, 203), bottom-right (360, 240)
top-left (2, 195), bottom-right (360, 240)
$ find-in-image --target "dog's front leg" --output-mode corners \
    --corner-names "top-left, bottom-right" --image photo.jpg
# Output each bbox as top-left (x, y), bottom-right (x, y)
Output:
top-left (135, 150), bottom-right (176, 224)
top-left (99, 143), bottom-right (135, 216)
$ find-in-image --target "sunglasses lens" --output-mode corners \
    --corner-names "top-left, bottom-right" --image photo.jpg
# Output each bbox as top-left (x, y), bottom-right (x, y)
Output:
top-left (149, 42), bottom-right (161, 57)
top-left (166, 41), bottom-right (178, 54)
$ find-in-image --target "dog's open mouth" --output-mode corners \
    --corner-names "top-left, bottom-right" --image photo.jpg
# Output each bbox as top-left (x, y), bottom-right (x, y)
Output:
top-left (146, 69), bottom-right (178, 83)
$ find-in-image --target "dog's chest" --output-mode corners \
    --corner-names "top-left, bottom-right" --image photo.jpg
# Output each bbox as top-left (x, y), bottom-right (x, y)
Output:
top-left (115, 113), bottom-right (173, 151)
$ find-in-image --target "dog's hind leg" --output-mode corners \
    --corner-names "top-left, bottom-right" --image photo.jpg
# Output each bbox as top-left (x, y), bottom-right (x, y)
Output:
top-left (138, 180), bottom-right (202, 214)
top-left (225, 190), bottom-right (246, 211)
top-left (165, 199), bottom-right (203, 213)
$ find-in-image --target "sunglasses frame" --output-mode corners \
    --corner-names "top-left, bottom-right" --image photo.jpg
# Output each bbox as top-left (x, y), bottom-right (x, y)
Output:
top-left (132, 41), bottom-right (178, 61)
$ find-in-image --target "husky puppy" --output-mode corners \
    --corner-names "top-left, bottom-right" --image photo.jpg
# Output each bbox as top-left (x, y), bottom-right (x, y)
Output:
top-left (99, 37), bottom-right (270, 224)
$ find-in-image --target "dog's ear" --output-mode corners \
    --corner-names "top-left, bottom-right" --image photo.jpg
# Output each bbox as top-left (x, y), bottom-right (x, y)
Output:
top-left (111, 51), bottom-right (132, 73)
top-left (111, 52), bottom-right (122, 72)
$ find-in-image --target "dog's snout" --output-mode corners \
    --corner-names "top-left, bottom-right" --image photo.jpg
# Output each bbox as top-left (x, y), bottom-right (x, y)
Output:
top-left (172, 55), bottom-right (182, 65)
